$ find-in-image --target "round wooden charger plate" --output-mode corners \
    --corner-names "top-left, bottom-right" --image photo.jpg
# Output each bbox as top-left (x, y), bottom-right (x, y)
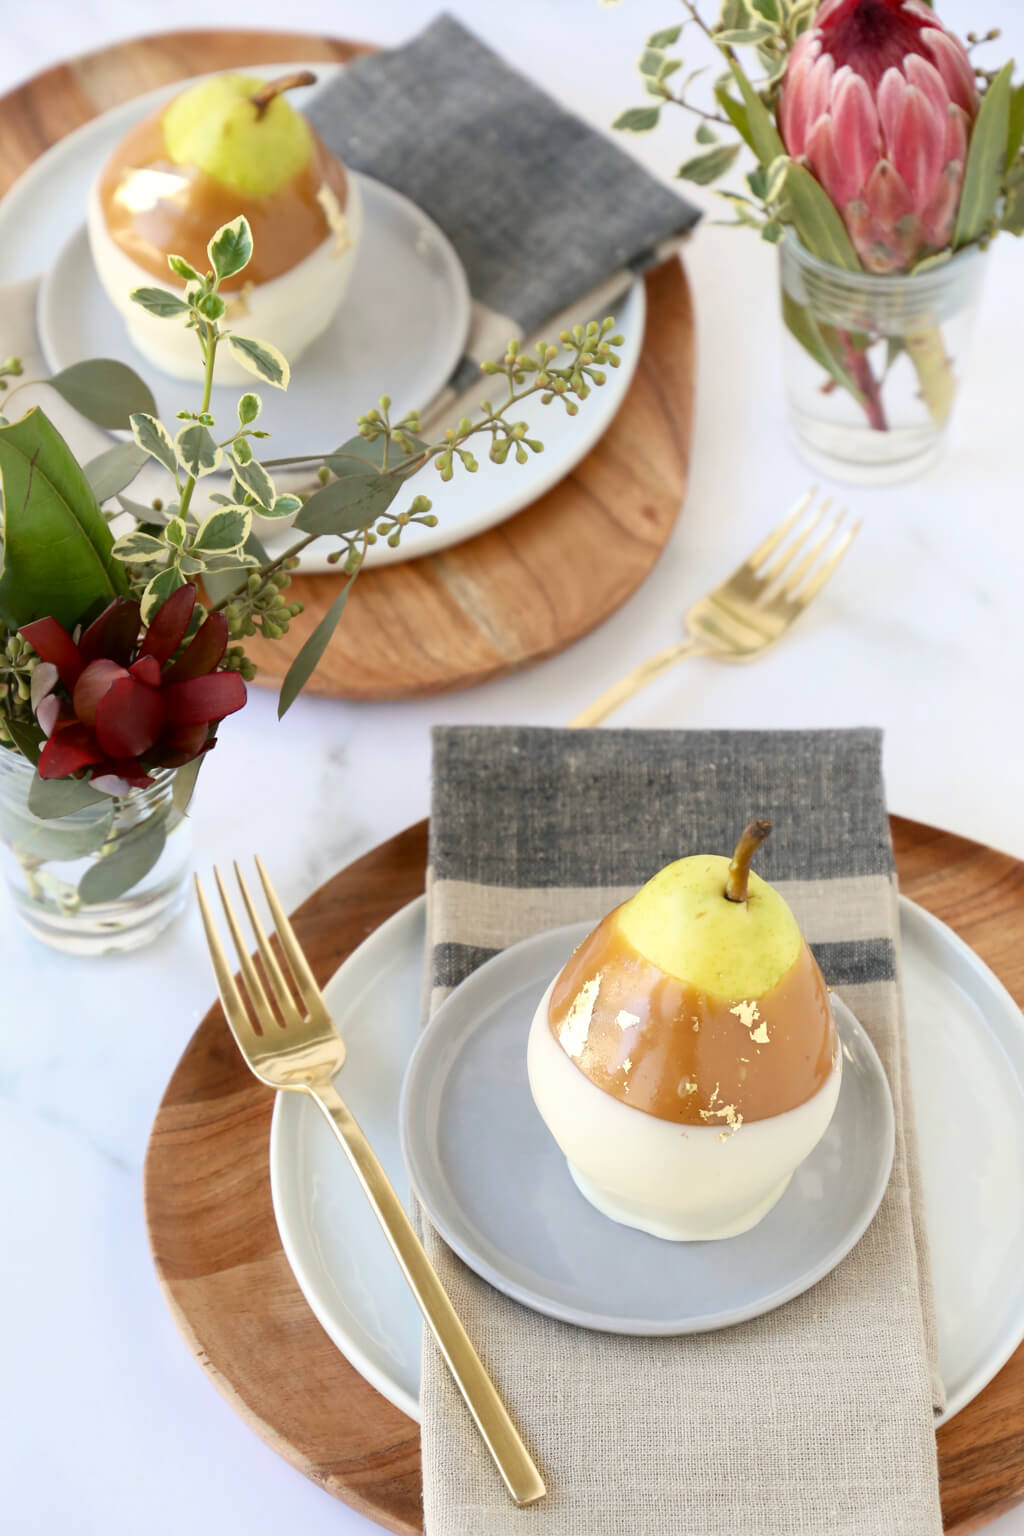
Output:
top-left (143, 815), bottom-right (1024, 1535)
top-left (0, 28), bottom-right (694, 701)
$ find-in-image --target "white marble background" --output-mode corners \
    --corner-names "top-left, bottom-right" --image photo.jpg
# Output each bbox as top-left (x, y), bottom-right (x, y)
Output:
top-left (2, 3), bottom-right (1022, 1533)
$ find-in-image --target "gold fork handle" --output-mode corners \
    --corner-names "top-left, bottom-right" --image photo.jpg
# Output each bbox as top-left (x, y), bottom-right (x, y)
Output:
top-left (568, 639), bottom-right (705, 729)
top-left (309, 1081), bottom-right (546, 1507)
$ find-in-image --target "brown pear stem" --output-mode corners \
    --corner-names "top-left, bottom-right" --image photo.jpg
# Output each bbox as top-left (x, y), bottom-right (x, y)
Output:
top-left (724, 819), bottom-right (772, 904)
top-left (250, 71), bottom-right (318, 119)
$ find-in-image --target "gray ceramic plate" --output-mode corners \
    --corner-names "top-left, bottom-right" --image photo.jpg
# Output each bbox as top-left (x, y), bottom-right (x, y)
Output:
top-left (399, 921), bottom-right (895, 1335)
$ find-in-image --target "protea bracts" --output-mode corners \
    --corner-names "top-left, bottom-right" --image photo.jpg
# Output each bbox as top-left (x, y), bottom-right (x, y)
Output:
top-left (779, 0), bottom-right (978, 274)
top-left (20, 584), bottom-right (246, 792)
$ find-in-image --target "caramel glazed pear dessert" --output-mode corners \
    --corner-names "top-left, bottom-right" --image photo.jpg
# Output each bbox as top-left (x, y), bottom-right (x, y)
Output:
top-left (88, 71), bottom-right (361, 384)
top-left (528, 822), bottom-right (842, 1241)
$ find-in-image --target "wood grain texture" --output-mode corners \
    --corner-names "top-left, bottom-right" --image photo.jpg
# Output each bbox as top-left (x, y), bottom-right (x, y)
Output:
top-left (143, 815), bottom-right (1024, 1536)
top-left (0, 28), bottom-right (693, 701)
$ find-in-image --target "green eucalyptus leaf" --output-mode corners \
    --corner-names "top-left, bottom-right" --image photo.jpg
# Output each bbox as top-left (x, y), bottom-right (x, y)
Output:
top-left (173, 756), bottom-right (204, 814)
top-left (49, 360), bottom-right (157, 429)
top-left (612, 106), bottom-right (661, 133)
top-left (955, 61), bottom-right (1013, 248)
top-left (278, 579), bottom-right (352, 718)
top-left (78, 814), bottom-right (167, 904)
top-left (192, 506), bottom-right (251, 554)
top-left (238, 392), bottom-right (261, 425)
top-left (110, 529), bottom-right (169, 564)
top-left (294, 473), bottom-right (402, 537)
top-left (783, 162), bottom-right (862, 270)
top-left (326, 433), bottom-right (426, 479)
top-left (141, 565), bottom-right (186, 624)
top-left (781, 291), bottom-right (862, 400)
top-left (695, 122), bottom-right (719, 145)
top-left (131, 413), bottom-right (179, 476)
top-left (648, 24), bottom-right (682, 47)
top-left (175, 423), bottom-right (221, 479)
top-left (2, 789), bottom-right (114, 862)
top-left (0, 407), bottom-right (129, 628)
top-left (726, 59), bottom-right (784, 165)
top-left (3, 720), bottom-right (44, 763)
top-left (27, 774), bottom-right (106, 819)
top-left (208, 216), bottom-right (253, 282)
top-left (199, 531), bottom-right (269, 605)
top-left (130, 286), bottom-right (191, 319)
top-left (231, 455), bottom-right (275, 509)
top-left (84, 441), bottom-right (149, 504)
top-left (677, 142), bottom-right (740, 183)
top-left (227, 334), bottom-right (290, 389)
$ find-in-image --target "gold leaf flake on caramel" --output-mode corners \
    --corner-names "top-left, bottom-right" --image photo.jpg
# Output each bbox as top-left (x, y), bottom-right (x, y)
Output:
top-left (316, 183), bottom-right (352, 256)
top-left (731, 998), bottom-right (770, 1045)
top-left (559, 974), bottom-right (601, 1060)
top-left (678, 1076), bottom-right (698, 1097)
top-left (616, 1009), bottom-right (640, 1032)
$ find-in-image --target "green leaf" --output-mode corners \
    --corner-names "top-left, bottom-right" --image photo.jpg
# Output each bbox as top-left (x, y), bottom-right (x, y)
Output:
top-left (141, 565), bottom-right (186, 624)
top-left (208, 216), bottom-right (253, 282)
top-left (278, 579), bottom-right (352, 718)
top-left (48, 360), bottom-right (157, 430)
top-left (192, 506), bottom-right (251, 554)
top-left (294, 473), bottom-right (402, 537)
top-left (0, 408), bottom-right (130, 629)
top-left (761, 219), bottom-right (785, 242)
top-left (715, 26), bottom-right (774, 44)
top-left (745, 0), bottom-right (781, 22)
top-left (1001, 163), bottom-right (1024, 235)
top-left (237, 392), bottom-right (261, 425)
top-left (173, 756), bottom-right (204, 814)
top-left (647, 24), bottom-right (682, 47)
top-left (28, 774), bottom-right (106, 819)
top-left (677, 143), bottom-right (740, 184)
top-left (78, 814), bottom-right (166, 904)
top-left (84, 441), bottom-right (149, 504)
top-left (131, 413), bottom-right (179, 476)
top-left (231, 455), bottom-right (275, 509)
top-left (3, 720), bottom-right (43, 763)
top-left (714, 82), bottom-right (753, 149)
top-left (1007, 83), bottom-right (1024, 166)
top-left (168, 253), bottom-right (201, 282)
top-left (955, 61), bottom-right (1013, 248)
top-left (326, 433), bottom-right (426, 480)
top-left (781, 291), bottom-right (862, 401)
top-left (639, 48), bottom-right (665, 78)
top-left (130, 286), bottom-right (191, 319)
top-left (199, 531), bottom-right (268, 605)
top-left (612, 106), bottom-right (661, 133)
top-left (695, 122), bottom-right (718, 145)
top-left (783, 162), bottom-right (862, 270)
top-left (910, 250), bottom-right (954, 274)
top-left (269, 493), bottom-right (302, 518)
top-left (727, 59), bottom-right (784, 165)
top-left (0, 786), bottom-right (114, 862)
top-left (227, 334), bottom-right (290, 390)
top-left (175, 423), bottom-right (221, 479)
top-left (110, 529), bottom-right (168, 564)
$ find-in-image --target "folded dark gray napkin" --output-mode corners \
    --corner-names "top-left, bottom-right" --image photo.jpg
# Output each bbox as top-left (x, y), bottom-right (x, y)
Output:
top-left (420, 726), bottom-right (943, 1536)
top-left (309, 15), bottom-right (700, 404)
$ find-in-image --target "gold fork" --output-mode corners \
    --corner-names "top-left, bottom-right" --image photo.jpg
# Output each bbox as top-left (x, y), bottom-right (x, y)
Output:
top-left (196, 858), bottom-right (546, 1509)
top-left (570, 488), bottom-right (860, 729)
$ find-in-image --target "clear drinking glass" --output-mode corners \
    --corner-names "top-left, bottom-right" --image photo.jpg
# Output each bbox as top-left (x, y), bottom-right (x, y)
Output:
top-left (0, 748), bottom-right (192, 955)
top-left (778, 235), bottom-right (987, 484)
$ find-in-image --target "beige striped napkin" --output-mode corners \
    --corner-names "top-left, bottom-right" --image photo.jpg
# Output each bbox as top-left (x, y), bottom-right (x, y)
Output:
top-left (418, 726), bottom-right (943, 1536)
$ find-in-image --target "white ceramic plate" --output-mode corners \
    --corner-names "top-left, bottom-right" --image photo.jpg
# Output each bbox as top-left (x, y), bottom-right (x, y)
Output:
top-left (0, 61), bottom-right (646, 571)
top-left (270, 894), bottom-right (1024, 1427)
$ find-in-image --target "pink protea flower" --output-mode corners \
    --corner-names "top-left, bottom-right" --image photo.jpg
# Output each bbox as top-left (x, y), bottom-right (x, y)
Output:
top-left (779, 0), bottom-right (978, 273)
top-left (20, 584), bottom-right (246, 790)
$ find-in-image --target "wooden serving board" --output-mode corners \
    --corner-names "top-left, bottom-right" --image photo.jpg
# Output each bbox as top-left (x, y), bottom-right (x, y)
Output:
top-left (0, 29), bottom-right (694, 701)
top-left (144, 815), bottom-right (1024, 1536)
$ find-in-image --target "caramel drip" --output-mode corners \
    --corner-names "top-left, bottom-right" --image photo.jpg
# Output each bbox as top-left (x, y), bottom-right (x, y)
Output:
top-left (548, 908), bottom-right (835, 1125)
top-left (96, 105), bottom-right (349, 289)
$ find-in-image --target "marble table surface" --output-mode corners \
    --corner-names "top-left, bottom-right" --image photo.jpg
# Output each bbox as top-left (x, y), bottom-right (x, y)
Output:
top-left (2, 2), bottom-right (1022, 1532)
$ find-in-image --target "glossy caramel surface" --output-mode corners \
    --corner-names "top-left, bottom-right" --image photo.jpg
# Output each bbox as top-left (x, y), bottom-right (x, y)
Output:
top-left (548, 908), bottom-right (835, 1126)
top-left (97, 106), bottom-right (349, 288)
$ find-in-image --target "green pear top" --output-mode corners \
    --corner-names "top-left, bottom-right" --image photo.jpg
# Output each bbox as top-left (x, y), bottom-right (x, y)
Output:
top-left (617, 820), bottom-right (802, 998)
top-left (163, 72), bottom-right (316, 199)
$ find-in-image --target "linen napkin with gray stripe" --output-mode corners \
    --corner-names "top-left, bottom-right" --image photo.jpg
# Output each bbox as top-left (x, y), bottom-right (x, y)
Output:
top-left (421, 725), bottom-right (943, 1536)
top-left (308, 15), bottom-right (700, 413)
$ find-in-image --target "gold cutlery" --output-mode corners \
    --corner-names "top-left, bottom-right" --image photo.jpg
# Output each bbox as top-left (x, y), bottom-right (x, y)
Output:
top-left (570, 488), bottom-right (860, 728)
top-left (196, 857), bottom-right (546, 1508)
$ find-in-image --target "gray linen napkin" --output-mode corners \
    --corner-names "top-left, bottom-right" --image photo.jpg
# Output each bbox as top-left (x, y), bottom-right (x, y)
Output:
top-left (308, 15), bottom-right (700, 410)
top-left (422, 726), bottom-right (943, 1536)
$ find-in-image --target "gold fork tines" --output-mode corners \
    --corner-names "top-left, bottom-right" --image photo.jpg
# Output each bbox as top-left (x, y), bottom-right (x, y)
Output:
top-left (196, 862), bottom-right (546, 1509)
top-left (569, 487), bottom-right (860, 729)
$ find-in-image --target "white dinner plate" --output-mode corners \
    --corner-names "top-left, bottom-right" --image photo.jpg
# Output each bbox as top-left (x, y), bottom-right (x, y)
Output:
top-left (0, 61), bottom-right (646, 571)
top-left (269, 894), bottom-right (1024, 1427)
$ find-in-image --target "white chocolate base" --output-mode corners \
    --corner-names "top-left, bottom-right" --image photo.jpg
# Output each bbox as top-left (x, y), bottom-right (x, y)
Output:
top-left (86, 174), bottom-right (363, 385)
top-left (527, 978), bottom-right (842, 1242)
